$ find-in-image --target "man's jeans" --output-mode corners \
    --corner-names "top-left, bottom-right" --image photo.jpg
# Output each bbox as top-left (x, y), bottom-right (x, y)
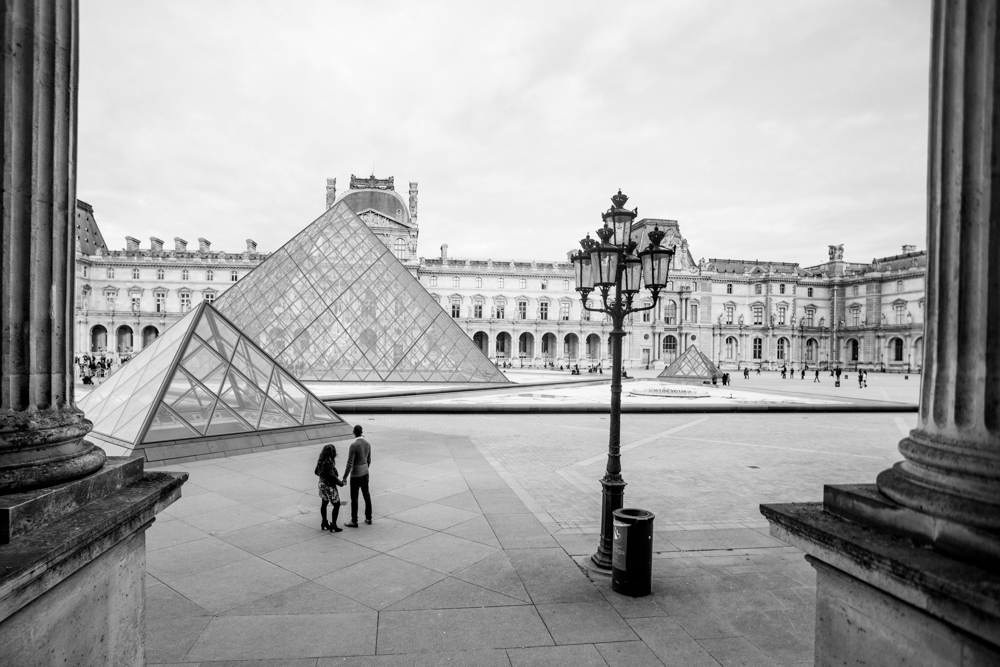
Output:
top-left (350, 474), bottom-right (372, 523)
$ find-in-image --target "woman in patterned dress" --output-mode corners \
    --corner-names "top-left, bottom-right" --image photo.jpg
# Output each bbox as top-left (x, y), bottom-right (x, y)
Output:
top-left (315, 444), bottom-right (346, 532)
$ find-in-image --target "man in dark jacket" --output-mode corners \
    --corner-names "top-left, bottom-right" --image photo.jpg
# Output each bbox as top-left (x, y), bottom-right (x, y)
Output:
top-left (343, 424), bottom-right (373, 527)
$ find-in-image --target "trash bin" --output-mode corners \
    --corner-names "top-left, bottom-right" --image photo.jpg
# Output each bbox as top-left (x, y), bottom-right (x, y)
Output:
top-left (611, 508), bottom-right (655, 597)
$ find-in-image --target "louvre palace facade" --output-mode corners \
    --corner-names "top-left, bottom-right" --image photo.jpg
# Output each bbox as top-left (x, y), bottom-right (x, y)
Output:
top-left (74, 175), bottom-right (926, 373)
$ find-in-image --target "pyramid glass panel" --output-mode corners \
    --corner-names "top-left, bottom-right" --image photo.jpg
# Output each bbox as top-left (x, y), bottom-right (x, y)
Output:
top-left (77, 302), bottom-right (345, 450)
top-left (657, 345), bottom-right (722, 381)
top-left (213, 200), bottom-right (507, 383)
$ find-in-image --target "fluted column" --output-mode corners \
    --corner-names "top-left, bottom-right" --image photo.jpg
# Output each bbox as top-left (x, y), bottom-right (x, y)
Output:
top-left (0, 0), bottom-right (105, 492)
top-left (877, 0), bottom-right (1000, 535)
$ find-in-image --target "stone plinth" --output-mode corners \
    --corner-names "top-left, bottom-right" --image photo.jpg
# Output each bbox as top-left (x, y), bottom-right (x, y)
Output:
top-left (0, 457), bottom-right (186, 666)
top-left (762, 500), bottom-right (1000, 666)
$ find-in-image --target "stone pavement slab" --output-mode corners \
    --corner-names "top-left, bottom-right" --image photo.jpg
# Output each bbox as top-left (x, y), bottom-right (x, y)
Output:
top-left (142, 411), bottom-right (892, 664)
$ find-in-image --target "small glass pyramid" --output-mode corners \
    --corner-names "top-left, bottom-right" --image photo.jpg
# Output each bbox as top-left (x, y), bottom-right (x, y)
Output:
top-left (657, 345), bottom-right (722, 381)
top-left (77, 302), bottom-right (343, 447)
top-left (214, 200), bottom-right (508, 383)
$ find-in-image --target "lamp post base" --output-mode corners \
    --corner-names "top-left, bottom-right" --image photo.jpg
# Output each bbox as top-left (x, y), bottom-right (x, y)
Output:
top-left (591, 477), bottom-right (626, 570)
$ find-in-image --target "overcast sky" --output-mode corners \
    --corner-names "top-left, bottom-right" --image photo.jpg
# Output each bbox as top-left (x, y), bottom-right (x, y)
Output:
top-left (79, 1), bottom-right (931, 267)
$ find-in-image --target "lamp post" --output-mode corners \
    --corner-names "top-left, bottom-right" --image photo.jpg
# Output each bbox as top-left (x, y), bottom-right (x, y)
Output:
top-left (571, 190), bottom-right (674, 570)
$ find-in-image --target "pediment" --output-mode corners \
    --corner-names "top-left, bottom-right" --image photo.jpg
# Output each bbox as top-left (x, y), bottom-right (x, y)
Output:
top-left (357, 208), bottom-right (415, 230)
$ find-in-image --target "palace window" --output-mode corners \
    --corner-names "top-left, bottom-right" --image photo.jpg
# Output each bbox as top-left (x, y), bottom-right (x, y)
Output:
top-left (157, 268), bottom-right (164, 280)
top-left (895, 303), bottom-right (906, 325)
top-left (726, 283), bottom-right (733, 294)
top-left (154, 291), bottom-right (166, 313)
top-left (753, 337), bottom-right (763, 360)
top-left (725, 306), bottom-right (734, 324)
top-left (519, 278), bottom-right (526, 289)
top-left (82, 265), bottom-right (88, 278)
top-left (853, 285), bottom-right (859, 296)
top-left (852, 307), bottom-right (861, 326)
top-left (132, 268), bottom-right (140, 280)
top-left (452, 276), bottom-right (460, 288)
top-left (777, 337), bottom-right (787, 360)
top-left (806, 339), bottom-right (816, 361)
top-left (475, 276), bottom-right (482, 288)
top-left (182, 269), bottom-right (189, 281)
top-left (754, 284), bottom-right (762, 295)
top-left (430, 276), bottom-right (437, 287)
top-left (753, 306), bottom-right (763, 325)
top-left (105, 291), bottom-right (116, 309)
top-left (778, 306), bottom-right (786, 325)
top-left (541, 279), bottom-right (548, 290)
top-left (206, 269), bottom-right (214, 281)
top-left (517, 301), bottom-right (527, 320)
top-left (231, 270), bottom-right (238, 281)
top-left (563, 279), bottom-right (569, 291)
top-left (498, 277), bottom-right (504, 288)
top-left (131, 295), bottom-right (141, 312)
top-left (690, 304), bottom-right (698, 322)
top-left (180, 292), bottom-right (191, 312)
top-left (451, 301), bottom-right (461, 318)
top-left (474, 301), bottom-right (483, 318)
top-left (583, 302), bottom-right (592, 321)
top-left (394, 238), bottom-right (406, 259)
top-left (665, 301), bottom-right (677, 325)
top-left (806, 309), bottom-right (815, 326)
top-left (642, 304), bottom-right (651, 322)
top-left (204, 293), bottom-right (215, 304)
top-left (779, 284), bottom-right (786, 294)
top-left (663, 336), bottom-right (678, 356)
top-left (893, 338), bottom-right (904, 361)
top-left (106, 267), bottom-right (115, 279)
top-left (560, 302), bottom-right (570, 320)
top-left (496, 302), bottom-right (505, 319)
top-left (807, 287), bottom-right (814, 297)
top-left (540, 302), bottom-right (549, 320)
top-left (725, 337), bottom-right (734, 359)
top-left (896, 280), bottom-right (904, 293)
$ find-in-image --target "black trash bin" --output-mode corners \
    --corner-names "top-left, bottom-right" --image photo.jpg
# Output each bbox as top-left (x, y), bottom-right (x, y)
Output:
top-left (611, 508), bottom-right (655, 597)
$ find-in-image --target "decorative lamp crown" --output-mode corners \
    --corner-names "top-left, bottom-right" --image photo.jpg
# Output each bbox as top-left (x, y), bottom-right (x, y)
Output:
top-left (596, 224), bottom-right (614, 244)
top-left (611, 189), bottom-right (629, 209)
top-left (579, 233), bottom-right (598, 251)
top-left (647, 225), bottom-right (666, 248)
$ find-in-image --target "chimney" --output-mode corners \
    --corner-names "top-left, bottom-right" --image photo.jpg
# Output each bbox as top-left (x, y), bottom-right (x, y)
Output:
top-left (902, 244), bottom-right (916, 254)
top-left (441, 243), bottom-right (448, 260)
top-left (125, 236), bottom-right (140, 251)
top-left (409, 181), bottom-right (418, 223)
top-left (198, 237), bottom-right (211, 252)
top-left (174, 237), bottom-right (188, 252)
top-left (326, 178), bottom-right (337, 210)
top-left (150, 237), bottom-right (164, 252)
top-left (246, 239), bottom-right (257, 253)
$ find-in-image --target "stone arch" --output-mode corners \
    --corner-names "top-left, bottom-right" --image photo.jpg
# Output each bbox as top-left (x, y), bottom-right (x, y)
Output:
top-left (540, 332), bottom-right (557, 361)
top-left (473, 331), bottom-right (489, 355)
top-left (116, 325), bottom-right (134, 355)
top-left (518, 332), bottom-right (535, 358)
top-left (141, 325), bottom-right (159, 348)
top-left (90, 325), bottom-right (107, 353)
top-left (586, 333), bottom-right (601, 361)
top-left (564, 333), bottom-right (579, 361)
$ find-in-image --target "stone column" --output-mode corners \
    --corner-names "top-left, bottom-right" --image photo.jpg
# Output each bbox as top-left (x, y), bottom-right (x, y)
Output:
top-left (761, 3), bottom-right (1000, 663)
top-left (876, 0), bottom-right (1000, 543)
top-left (0, 0), bottom-right (105, 492)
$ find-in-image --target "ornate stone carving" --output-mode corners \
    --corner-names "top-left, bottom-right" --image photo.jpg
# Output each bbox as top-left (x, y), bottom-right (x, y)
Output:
top-left (350, 173), bottom-right (394, 191)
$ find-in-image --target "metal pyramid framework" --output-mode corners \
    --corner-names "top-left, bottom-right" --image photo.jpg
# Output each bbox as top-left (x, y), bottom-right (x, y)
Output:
top-left (78, 302), bottom-right (348, 460)
top-left (214, 201), bottom-right (509, 383)
top-left (657, 345), bottom-right (722, 382)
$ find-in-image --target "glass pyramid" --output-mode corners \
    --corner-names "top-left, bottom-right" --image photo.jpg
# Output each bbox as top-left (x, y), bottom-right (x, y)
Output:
top-left (213, 201), bottom-right (508, 383)
top-left (658, 345), bottom-right (722, 381)
top-left (77, 302), bottom-right (343, 446)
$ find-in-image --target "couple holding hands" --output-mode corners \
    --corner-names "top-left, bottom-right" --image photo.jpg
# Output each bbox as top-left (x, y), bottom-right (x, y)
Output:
top-left (315, 425), bottom-right (373, 531)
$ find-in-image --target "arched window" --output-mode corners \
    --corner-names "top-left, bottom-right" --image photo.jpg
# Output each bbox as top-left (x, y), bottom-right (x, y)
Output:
top-left (182, 269), bottom-right (189, 280)
top-left (850, 339), bottom-right (859, 361)
top-left (893, 338), bottom-right (904, 362)
top-left (563, 279), bottom-right (569, 291)
top-left (394, 238), bottom-right (406, 259)
top-left (777, 337), bottom-right (787, 360)
top-left (726, 284), bottom-right (733, 294)
top-left (779, 284), bottom-right (785, 294)
top-left (690, 303), bottom-right (699, 322)
top-left (663, 335), bottom-right (678, 356)
top-left (452, 276), bottom-right (460, 288)
top-left (156, 268), bottom-right (164, 280)
top-left (853, 285), bottom-right (859, 296)
top-left (807, 287), bottom-right (814, 297)
top-left (475, 276), bottom-right (482, 288)
top-left (206, 269), bottom-right (214, 281)
top-left (896, 280), bottom-right (904, 293)
top-left (754, 284), bottom-right (762, 295)
top-left (753, 337), bottom-right (763, 359)
top-left (665, 301), bottom-right (677, 325)
top-left (132, 268), bottom-right (140, 280)
top-left (231, 270), bottom-right (238, 281)
top-left (106, 267), bottom-right (115, 279)
top-left (806, 338), bottom-right (817, 361)
top-left (725, 336), bottom-right (736, 360)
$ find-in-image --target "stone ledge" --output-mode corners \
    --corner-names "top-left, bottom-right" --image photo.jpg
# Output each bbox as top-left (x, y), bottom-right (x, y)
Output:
top-left (0, 468), bottom-right (187, 622)
top-left (760, 501), bottom-right (1000, 647)
top-left (0, 457), bottom-right (144, 544)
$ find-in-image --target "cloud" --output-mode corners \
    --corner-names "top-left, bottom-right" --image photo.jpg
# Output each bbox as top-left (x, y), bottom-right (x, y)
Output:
top-left (78, 0), bottom-right (931, 267)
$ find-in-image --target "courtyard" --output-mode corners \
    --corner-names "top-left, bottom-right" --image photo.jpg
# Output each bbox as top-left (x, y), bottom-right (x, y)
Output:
top-left (145, 399), bottom-right (915, 665)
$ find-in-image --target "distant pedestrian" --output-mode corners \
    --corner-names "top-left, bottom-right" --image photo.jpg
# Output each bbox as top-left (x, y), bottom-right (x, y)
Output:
top-left (744, 367), bottom-right (750, 380)
top-left (755, 366), bottom-right (761, 376)
top-left (315, 444), bottom-right (345, 532)
top-left (814, 369), bottom-right (820, 383)
top-left (344, 425), bottom-right (373, 527)
top-left (858, 371), bottom-right (864, 388)
top-left (800, 368), bottom-right (806, 380)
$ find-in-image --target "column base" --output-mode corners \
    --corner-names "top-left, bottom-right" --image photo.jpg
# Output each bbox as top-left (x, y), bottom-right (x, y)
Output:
top-left (761, 493), bottom-right (1000, 666)
top-left (0, 457), bottom-right (186, 666)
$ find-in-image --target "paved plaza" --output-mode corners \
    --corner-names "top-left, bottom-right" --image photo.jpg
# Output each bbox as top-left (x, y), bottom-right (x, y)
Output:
top-left (144, 400), bottom-right (916, 666)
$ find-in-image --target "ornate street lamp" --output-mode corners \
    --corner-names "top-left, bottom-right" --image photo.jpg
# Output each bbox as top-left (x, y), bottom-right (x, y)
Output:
top-left (571, 190), bottom-right (674, 570)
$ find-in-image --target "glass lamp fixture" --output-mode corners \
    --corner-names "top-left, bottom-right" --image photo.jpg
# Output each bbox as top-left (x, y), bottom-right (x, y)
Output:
top-left (639, 226), bottom-right (674, 290)
top-left (602, 189), bottom-right (638, 247)
top-left (592, 245), bottom-right (619, 288)
top-left (622, 256), bottom-right (643, 294)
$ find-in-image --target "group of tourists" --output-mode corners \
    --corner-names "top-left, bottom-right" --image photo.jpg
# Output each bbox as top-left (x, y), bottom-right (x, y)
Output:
top-left (75, 354), bottom-right (129, 385)
top-left (315, 425), bottom-right (373, 532)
